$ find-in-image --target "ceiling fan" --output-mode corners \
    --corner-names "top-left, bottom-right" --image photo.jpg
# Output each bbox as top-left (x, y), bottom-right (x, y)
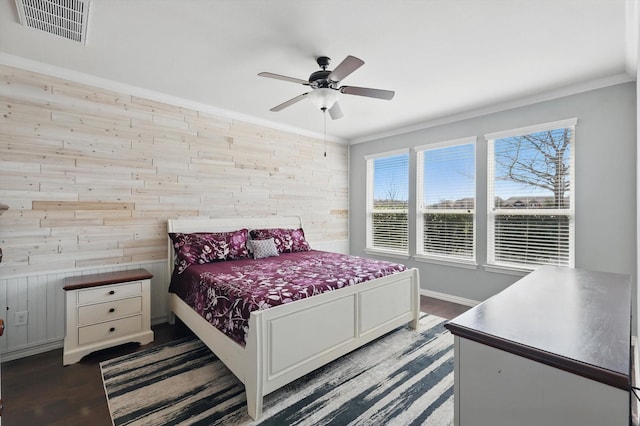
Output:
top-left (258, 55), bottom-right (395, 120)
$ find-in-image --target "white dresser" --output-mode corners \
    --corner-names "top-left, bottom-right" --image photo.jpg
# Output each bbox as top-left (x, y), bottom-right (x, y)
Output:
top-left (63, 269), bottom-right (154, 365)
top-left (445, 266), bottom-right (631, 426)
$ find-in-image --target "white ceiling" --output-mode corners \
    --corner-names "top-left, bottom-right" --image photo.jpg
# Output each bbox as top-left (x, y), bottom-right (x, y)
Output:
top-left (0, 0), bottom-right (638, 143)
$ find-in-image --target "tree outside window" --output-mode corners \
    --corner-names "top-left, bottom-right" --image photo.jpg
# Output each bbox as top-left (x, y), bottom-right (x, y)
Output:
top-left (487, 119), bottom-right (576, 269)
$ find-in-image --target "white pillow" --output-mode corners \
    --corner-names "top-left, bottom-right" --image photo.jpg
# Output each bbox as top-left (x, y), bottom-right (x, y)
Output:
top-left (248, 238), bottom-right (279, 259)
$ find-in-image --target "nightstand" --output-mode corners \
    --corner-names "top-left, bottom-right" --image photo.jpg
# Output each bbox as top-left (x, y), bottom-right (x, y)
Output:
top-left (63, 269), bottom-right (154, 365)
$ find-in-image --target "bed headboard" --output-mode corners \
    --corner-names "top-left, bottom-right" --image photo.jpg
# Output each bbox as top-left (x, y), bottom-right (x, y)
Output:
top-left (166, 216), bottom-right (304, 277)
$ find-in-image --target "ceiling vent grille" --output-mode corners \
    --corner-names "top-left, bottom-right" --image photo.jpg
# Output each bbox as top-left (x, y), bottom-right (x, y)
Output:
top-left (15, 0), bottom-right (90, 44)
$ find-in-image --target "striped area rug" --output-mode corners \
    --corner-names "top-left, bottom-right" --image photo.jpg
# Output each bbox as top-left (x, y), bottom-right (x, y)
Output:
top-left (100, 314), bottom-right (454, 425)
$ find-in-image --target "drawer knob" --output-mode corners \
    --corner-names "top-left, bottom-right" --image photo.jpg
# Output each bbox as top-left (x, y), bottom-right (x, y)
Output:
top-left (109, 308), bottom-right (115, 313)
top-left (108, 290), bottom-right (115, 295)
top-left (109, 327), bottom-right (115, 332)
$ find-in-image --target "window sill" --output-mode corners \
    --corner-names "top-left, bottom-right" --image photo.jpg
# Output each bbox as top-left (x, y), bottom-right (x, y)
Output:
top-left (413, 255), bottom-right (478, 270)
top-left (363, 248), bottom-right (410, 260)
top-left (482, 264), bottom-right (532, 277)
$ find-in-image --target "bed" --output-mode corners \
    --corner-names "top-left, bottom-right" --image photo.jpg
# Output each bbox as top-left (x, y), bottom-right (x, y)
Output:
top-left (166, 216), bottom-right (420, 420)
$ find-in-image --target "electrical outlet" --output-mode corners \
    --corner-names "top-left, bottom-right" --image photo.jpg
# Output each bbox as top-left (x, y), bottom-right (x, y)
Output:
top-left (15, 310), bottom-right (28, 326)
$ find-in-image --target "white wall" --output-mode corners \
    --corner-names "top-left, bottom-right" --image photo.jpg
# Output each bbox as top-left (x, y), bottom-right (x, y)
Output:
top-left (350, 83), bottom-right (637, 312)
top-left (0, 65), bottom-right (349, 360)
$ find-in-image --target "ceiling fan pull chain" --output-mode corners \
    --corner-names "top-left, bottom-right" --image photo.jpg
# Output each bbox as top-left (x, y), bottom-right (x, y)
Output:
top-left (323, 107), bottom-right (327, 158)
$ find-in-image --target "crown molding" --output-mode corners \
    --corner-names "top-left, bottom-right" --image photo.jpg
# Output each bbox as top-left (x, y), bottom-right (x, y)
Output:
top-left (0, 51), bottom-right (632, 148)
top-left (350, 72), bottom-right (634, 145)
top-left (0, 52), bottom-right (346, 144)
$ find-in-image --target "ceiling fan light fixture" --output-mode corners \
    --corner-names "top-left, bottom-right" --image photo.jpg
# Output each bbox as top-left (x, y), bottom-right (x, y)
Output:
top-left (259, 54), bottom-right (393, 118)
top-left (308, 88), bottom-right (339, 110)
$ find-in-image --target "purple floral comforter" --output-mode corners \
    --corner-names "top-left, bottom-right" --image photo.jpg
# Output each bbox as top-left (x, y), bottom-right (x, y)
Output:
top-left (169, 250), bottom-right (407, 346)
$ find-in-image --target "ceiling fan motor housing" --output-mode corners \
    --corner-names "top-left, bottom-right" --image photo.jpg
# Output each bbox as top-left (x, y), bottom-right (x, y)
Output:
top-left (309, 56), bottom-right (337, 88)
top-left (308, 70), bottom-right (334, 88)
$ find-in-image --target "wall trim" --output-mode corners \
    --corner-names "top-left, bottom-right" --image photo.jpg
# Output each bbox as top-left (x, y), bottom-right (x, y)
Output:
top-left (1, 316), bottom-right (171, 363)
top-left (633, 335), bottom-right (639, 425)
top-left (420, 289), bottom-right (480, 307)
top-left (0, 52), bottom-right (345, 144)
top-left (1, 339), bottom-right (63, 363)
top-left (0, 259), bottom-right (163, 281)
top-left (351, 72), bottom-right (633, 145)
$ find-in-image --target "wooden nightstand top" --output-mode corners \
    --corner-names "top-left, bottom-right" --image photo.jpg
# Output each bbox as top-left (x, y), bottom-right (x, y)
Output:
top-left (63, 269), bottom-right (153, 291)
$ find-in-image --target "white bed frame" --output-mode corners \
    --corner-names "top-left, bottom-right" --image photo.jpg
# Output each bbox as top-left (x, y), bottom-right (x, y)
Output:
top-left (167, 216), bottom-right (420, 420)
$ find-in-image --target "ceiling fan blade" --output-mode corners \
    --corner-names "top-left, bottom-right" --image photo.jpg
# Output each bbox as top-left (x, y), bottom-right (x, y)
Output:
top-left (340, 86), bottom-right (395, 100)
top-left (328, 55), bottom-right (364, 82)
top-left (258, 72), bottom-right (309, 85)
top-left (328, 102), bottom-right (344, 120)
top-left (270, 92), bottom-right (309, 112)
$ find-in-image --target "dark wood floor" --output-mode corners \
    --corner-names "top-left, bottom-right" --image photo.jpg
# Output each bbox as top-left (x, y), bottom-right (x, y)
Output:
top-left (1, 297), bottom-right (469, 426)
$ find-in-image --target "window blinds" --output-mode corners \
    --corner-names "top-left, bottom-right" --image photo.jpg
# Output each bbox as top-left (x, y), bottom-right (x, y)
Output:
top-left (416, 140), bottom-right (476, 261)
top-left (486, 119), bottom-right (575, 269)
top-left (366, 151), bottom-right (409, 254)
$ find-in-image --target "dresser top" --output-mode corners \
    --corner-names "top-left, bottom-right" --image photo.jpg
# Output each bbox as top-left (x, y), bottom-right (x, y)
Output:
top-left (63, 269), bottom-right (153, 291)
top-left (445, 266), bottom-right (631, 390)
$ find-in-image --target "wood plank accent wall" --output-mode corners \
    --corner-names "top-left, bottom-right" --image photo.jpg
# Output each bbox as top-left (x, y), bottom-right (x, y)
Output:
top-left (0, 65), bottom-right (349, 359)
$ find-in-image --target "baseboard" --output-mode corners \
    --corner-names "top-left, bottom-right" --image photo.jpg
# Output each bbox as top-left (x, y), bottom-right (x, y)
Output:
top-left (633, 335), bottom-right (639, 426)
top-left (1, 339), bottom-right (63, 363)
top-left (152, 315), bottom-right (169, 326)
top-left (2, 316), bottom-right (171, 363)
top-left (420, 289), bottom-right (480, 307)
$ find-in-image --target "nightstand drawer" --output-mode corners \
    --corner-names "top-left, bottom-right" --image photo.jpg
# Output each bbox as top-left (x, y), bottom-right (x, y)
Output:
top-left (77, 297), bottom-right (142, 326)
top-left (77, 281), bottom-right (141, 305)
top-left (78, 315), bottom-right (142, 346)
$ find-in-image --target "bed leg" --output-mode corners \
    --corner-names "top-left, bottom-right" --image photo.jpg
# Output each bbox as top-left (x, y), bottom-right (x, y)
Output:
top-left (409, 304), bottom-right (420, 330)
top-left (245, 384), bottom-right (263, 420)
top-left (409, 269), bottom-right (421, 330)
top-left (409, 314), bottom-right (419, 330)
top-left (167, 295), bottom-right (176, 325)
top-left (245, 313), bottom-right (264, 420)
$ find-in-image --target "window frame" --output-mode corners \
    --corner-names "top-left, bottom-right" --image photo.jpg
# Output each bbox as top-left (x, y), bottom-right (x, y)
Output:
top-left (364, 148), bottom-right (410, 258)
top-left (485, 118), bottom-right (577, 272)
top-left (414, 137), bottom-right (477, 267)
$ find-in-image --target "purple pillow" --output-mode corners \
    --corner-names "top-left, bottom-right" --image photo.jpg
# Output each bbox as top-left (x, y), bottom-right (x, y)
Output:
top-left (249, 228), bottom-right (311, 254)
top-left (226, 228), bottom-right (250, 260)
top-left (169, 229), bottom-right (249, 274)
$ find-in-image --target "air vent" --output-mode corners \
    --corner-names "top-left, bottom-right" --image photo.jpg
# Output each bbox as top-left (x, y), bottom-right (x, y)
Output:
top-left (15, 0), bottom-right (90, 44)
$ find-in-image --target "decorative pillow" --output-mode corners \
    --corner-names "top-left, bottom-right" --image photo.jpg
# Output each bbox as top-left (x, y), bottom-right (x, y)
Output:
top-left (169, 229), bottom-right (250, 274)
top-left (226, 228), bottom-right (250, 260)
top-left (248, 238), bottom-right (279, 259)
top-left (169, 232), bottom-right (227, 274)
top-left (249, 228), bottom-right (311, 254)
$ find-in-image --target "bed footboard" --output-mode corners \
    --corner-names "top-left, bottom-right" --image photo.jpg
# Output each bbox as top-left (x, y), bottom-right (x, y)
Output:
top-left (169, 268), bottom-right (420, 420)
top-left (244, 267), bottom-right (420, 419)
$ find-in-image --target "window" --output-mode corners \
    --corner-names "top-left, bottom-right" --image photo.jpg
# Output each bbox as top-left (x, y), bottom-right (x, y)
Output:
top-left (486, 118), bottom-right (576, 270)
top-left (416, 138), bottom-right (476, 263)
top-left (365, 149), bottom-right (409, 255)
